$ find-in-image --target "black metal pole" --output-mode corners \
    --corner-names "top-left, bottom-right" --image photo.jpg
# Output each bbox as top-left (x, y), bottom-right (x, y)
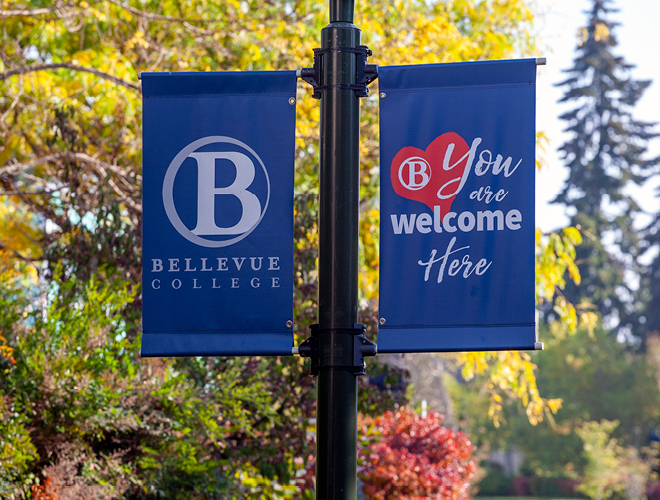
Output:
top-left (316, 0), bottom-right (360, 498)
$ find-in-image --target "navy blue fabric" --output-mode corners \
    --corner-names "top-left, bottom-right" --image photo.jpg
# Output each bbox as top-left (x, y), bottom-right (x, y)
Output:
top-left (141, 333), bottom-right (293, 357)
top-left (378, 60), bottom-right (537, 353)
top-left (142, 71), bottom-right (295, 98)
top-left (141, 71), bottom-right (296, 357)
top-left (378, 59), bottom-right (537, 92)
top-left (377, 326), bottom-right (536, 354)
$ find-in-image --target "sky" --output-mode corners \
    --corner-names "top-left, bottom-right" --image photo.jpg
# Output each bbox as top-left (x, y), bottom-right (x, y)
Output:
top-left (535, 0), bottom-right (660, 233)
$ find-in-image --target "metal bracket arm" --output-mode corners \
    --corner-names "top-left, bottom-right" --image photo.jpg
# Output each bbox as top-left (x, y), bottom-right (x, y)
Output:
top-left (297, 324), bottom-right (377, 376)
top-left (300, 45), bottom-right (378, 99)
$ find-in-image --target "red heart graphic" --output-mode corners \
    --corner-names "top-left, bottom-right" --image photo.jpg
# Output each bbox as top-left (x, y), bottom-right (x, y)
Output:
top-left (391, 132), bottom-right (471, 214)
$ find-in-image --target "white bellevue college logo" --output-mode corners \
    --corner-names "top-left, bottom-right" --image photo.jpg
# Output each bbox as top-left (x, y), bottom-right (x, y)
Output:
top-left (398, 156), bottom-right (431, 191)
top-left (162, 136), bottom-right (270, 248)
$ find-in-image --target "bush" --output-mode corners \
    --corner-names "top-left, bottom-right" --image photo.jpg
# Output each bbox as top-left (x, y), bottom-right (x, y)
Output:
top-left (358, 408), bottom-right (475, 500)
top-left (474, 465), bottom-right (512, 496)
top-left (0, 274), bottom-right (315, 499)
top-left (530, 476), bottom-right (584, 498)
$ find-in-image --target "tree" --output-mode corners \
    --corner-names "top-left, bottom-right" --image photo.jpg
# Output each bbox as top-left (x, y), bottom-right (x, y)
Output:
top-left (0, 270), bottom-right (320, 499)
top-left (552, 0), bottom-right (659, 341)
top-left (576, 420), bottom-right (656, 500)
top-left (450, 323), bottom-right (660, 487)
top-left (0, 0), bottom-right (588, 496)
top-left (641, 200), bottom-right (660, 340)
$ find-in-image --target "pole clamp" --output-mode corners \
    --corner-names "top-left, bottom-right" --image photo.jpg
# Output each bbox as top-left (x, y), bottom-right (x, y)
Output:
top-left (298, 323), bottom-right (377, 376)
top-left (300, 45), bottom-right (378, 99)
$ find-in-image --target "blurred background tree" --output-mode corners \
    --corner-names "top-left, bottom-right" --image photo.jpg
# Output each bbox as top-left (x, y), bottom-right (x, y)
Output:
top-left (550, 0), bottom-right (659, 344)
top-left (452, 323), bottom-right (660, 495)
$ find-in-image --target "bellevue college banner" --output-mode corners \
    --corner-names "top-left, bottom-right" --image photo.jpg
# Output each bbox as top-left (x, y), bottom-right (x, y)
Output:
top-left (141, 72), bottom-right (296, 356)
top-left (378, 59), bottom-right (537, 353)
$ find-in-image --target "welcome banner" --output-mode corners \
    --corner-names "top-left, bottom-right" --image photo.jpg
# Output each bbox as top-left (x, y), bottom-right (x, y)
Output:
top-left (141, 72), bottom-right (296, 356)
top-left (378, 60), bottom-right (537, 353)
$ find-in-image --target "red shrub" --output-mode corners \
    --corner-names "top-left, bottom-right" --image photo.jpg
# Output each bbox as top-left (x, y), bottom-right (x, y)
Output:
top-left (358, 408), bottom-right (475, 500)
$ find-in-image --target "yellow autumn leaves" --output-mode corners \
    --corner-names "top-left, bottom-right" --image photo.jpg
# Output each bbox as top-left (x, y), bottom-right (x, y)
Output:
top-left (0, 0), bottom-right (596, 427)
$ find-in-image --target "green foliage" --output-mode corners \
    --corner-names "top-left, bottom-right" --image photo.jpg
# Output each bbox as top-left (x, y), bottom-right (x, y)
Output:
top-left (576, 420), bottom-right (657, 500)
top-left (451, 324), bottom-right (660, 483)
top-left (474, 466), bottom-right (513, 497)
top-left (576, 420), bottom-right (625, 500)
top-left (0, 396), bottom-right (39, 494)
top-left (0, 273), bottom-right (315, 498)
top-left (538, 326), bottom-right (660, 433)
top-left (358, 360), bottom-right (409, 417)
top-left (237, 460), bottom-right (312, 500)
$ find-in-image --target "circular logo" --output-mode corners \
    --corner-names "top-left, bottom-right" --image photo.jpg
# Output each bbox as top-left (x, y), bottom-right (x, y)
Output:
top-left (162, 136), bottom-right (270, 248)
top-left (398, 156), bottom-right (431, 191)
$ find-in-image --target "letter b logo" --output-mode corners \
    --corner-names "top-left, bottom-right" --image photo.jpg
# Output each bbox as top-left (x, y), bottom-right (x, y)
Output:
top-left (163, 136), bottom-right (270, 247)
top-left (398, 156), bottom-right (431, 190)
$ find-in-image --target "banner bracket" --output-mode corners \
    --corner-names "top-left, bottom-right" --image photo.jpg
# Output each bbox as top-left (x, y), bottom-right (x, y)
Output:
top-left (300, 45), bottom-right (378, 98)
top-left (297, 324), bottom-right (376, 376)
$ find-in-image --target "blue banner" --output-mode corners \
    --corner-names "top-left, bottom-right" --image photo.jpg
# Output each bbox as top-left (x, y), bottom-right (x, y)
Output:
top-left (378, 59), bottom-right (537, 353)
top-left (141, 71), bottom-right (296, 356)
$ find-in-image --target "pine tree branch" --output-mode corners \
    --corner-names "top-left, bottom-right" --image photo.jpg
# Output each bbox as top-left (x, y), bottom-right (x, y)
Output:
top-left (0, 63), bottom-right (140, 91)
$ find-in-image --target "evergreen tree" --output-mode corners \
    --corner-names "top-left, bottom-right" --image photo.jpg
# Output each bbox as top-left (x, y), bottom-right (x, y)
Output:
top-left (641, 201), bottom-right (660, 339)
top-left (553, 0), bottom-right (658, 340)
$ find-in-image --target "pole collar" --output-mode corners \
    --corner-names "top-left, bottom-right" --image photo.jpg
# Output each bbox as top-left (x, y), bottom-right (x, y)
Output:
top-left (297, 323), bottom-right (377, 376)
top-left (300, 45), bottom-right (378, 99)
